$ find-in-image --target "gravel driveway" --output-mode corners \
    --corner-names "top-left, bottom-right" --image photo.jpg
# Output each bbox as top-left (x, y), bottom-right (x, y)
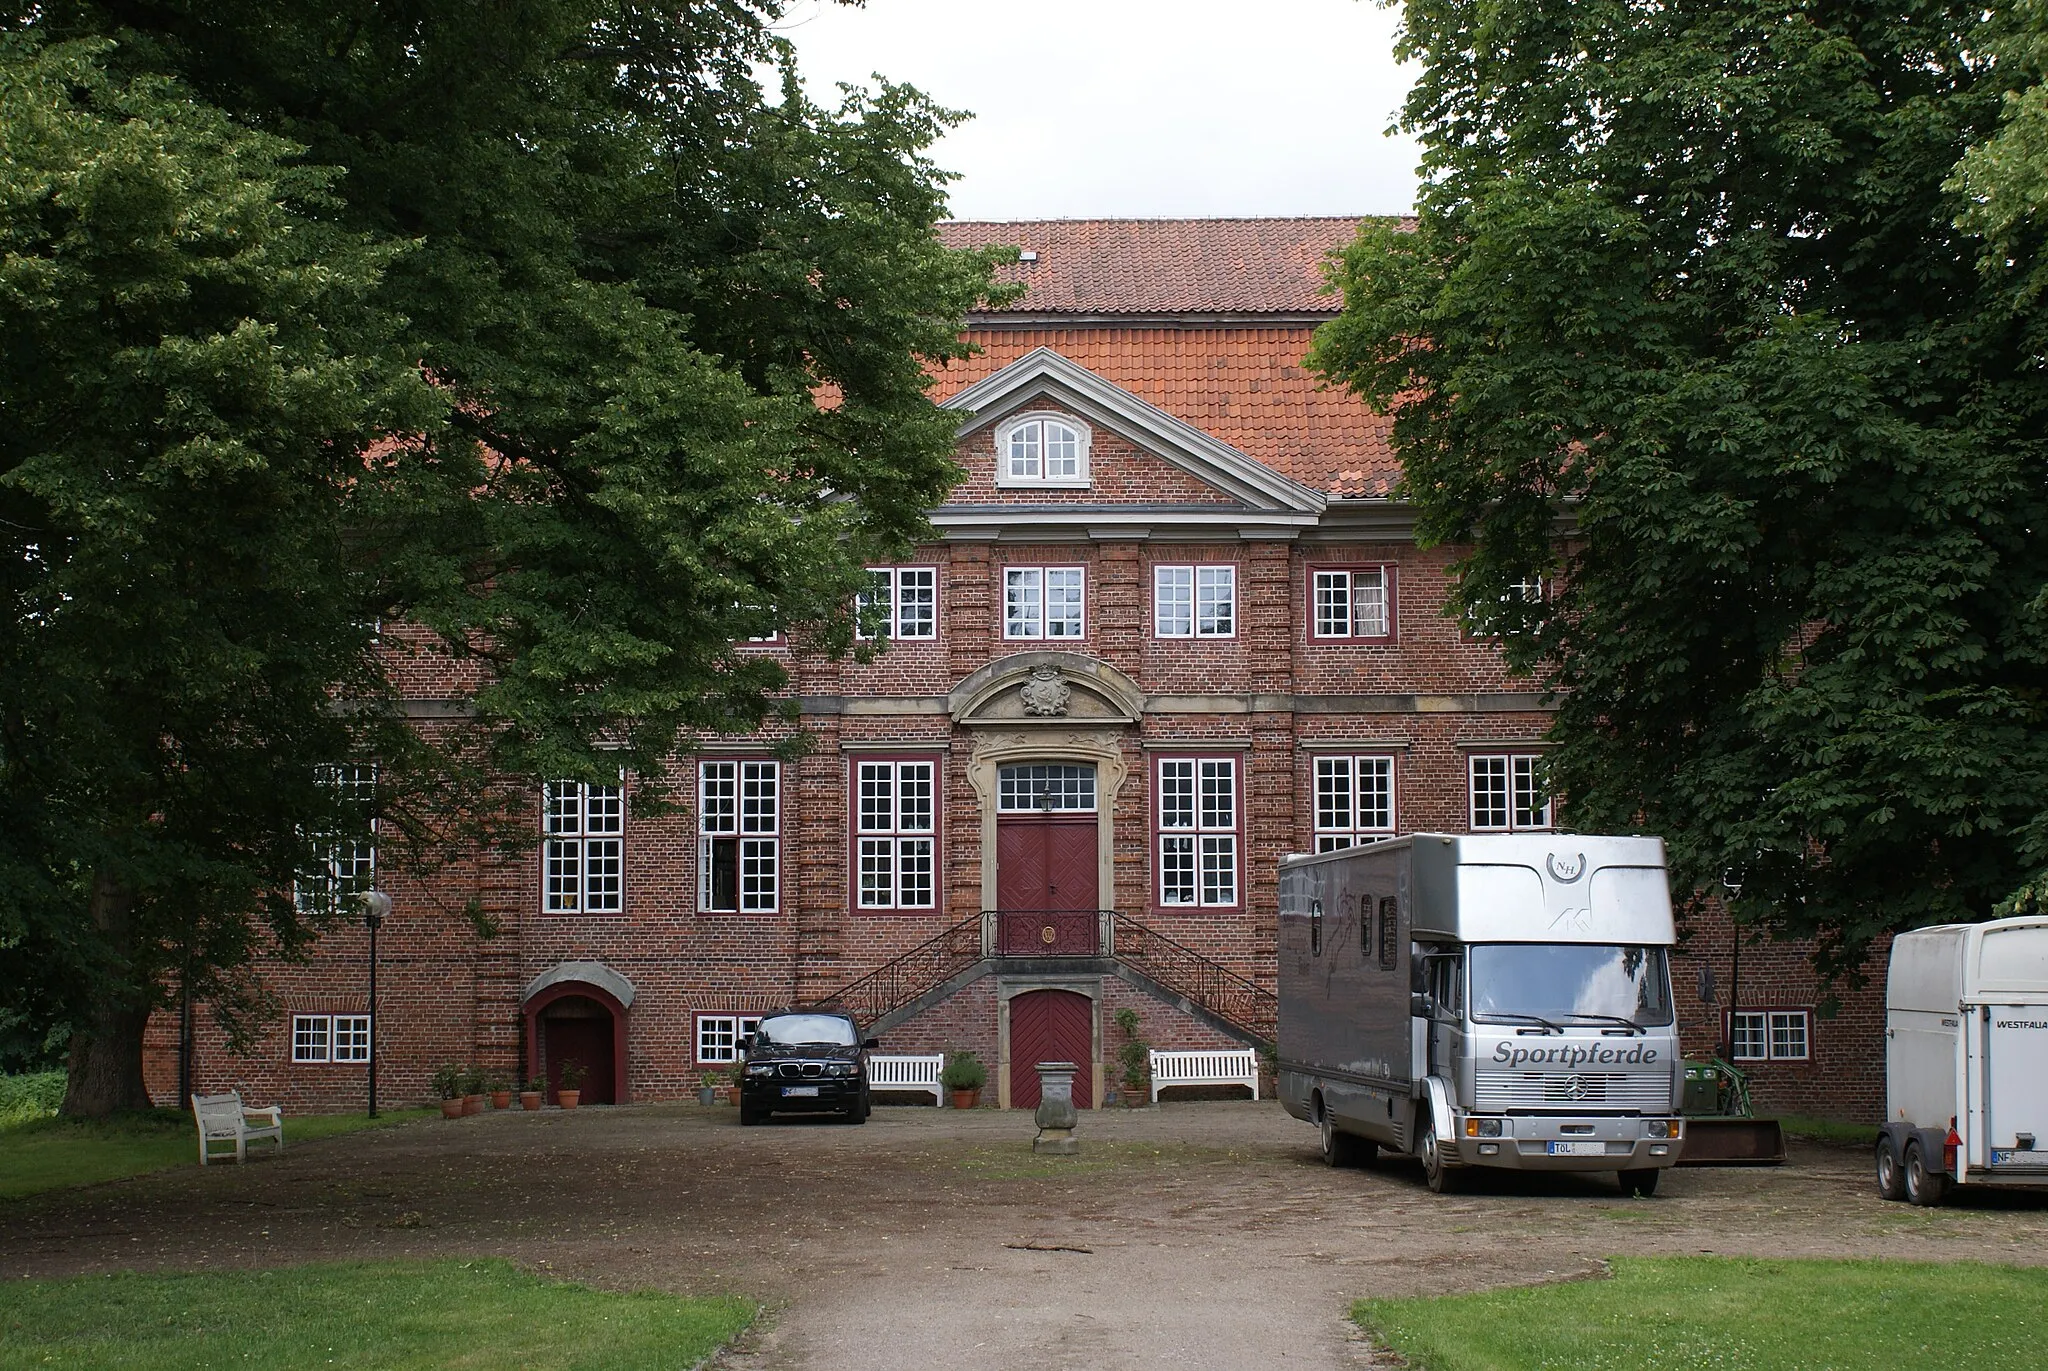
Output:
top-left (6, 1101), bottom-right (2046, 1370)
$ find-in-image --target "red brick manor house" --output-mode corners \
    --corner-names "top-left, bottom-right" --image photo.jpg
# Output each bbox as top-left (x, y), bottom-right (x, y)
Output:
top-left (146, 219), bottom-right (1881, 1118)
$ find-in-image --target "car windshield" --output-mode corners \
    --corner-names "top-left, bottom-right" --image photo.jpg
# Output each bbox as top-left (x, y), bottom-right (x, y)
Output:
top-left (755, 1014), bottom-right (858, 1047)
top-left (1469, 944), bottom-right (1673, 1027)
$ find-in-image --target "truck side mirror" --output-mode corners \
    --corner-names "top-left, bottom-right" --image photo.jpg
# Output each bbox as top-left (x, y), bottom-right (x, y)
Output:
top-left (1411, 991), bottom-right (1433, 1018)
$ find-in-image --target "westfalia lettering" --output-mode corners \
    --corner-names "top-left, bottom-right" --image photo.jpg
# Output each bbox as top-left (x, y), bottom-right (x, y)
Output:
top-left (1995, 1019), bottom-right (2048, 1030)
top-left (1492, 1043), bottom-right (1663, 1067)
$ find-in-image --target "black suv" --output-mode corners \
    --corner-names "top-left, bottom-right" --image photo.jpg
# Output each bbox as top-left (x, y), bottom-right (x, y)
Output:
top-left (738, 1010), bottom-right (875, 1125)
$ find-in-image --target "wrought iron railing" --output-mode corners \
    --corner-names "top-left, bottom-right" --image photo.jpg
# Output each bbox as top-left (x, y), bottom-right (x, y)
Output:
top-left (823, 913), bottom-right (984, 1027)
top-left (1111, 912), bottom-right (1277, 1042)
top-left (991, 908), bottom-right (1108, 956)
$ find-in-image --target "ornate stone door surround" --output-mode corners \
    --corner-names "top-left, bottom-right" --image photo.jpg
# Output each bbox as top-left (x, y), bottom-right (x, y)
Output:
top-left (950, 651), bottom-right (1142, 935)
top-left (995, 975), bottom-right (1104, 1109)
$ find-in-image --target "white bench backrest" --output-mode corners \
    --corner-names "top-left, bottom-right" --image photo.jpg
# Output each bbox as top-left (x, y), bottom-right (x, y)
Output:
top-left (869, 1054), bottom-right (944, 1086)
top-left (192, 1092), bottom-right (247, 1135)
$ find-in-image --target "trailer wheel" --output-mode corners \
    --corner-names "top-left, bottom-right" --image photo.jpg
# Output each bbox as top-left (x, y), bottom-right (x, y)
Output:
top-left (1618, 1168), bottom-right (1660, 1198)
top-left (1419, 1116), bottom-right (1459, 1194)
top-left (1874, 1133), bottom-right (1908, 1201)
top-left (1903, 1138), bottom-right (1949, 1208)
top-left (1318, 1101), bottom-right (1371, 1168)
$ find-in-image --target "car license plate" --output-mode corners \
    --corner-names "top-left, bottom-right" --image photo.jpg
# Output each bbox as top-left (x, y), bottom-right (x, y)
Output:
top-left (782, 1085), bottom-right (819, 1098)
top-left (1547, 1140), bottom-right (1605, 1156)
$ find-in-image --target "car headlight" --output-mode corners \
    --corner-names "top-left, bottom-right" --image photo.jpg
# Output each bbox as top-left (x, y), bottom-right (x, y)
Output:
top-left (744, 1062), bottom-right (774, 1077)
top-left (826, 1062), bottom-right (856, 1076)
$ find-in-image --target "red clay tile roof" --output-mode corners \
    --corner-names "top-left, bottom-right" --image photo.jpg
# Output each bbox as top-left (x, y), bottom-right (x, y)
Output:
top-left (937, 218), bottom-right (1396, 316)
top-left (928, 327), bottom-right (1399, 497)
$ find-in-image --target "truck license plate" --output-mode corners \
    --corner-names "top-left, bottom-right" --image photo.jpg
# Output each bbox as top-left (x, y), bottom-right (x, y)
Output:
top-left (1547, 1140), bottom-right (1606, 1156)
top-left (1992, 1149), bottom-right (2047, 1165)
top-left (782, 1085), bottom-right (819, 1097)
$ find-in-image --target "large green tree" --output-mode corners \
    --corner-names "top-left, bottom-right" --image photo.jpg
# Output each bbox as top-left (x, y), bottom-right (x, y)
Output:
top-left (1313, 0), bottom-right (2048, 975)
top-left (0, 3), bottom-right (1008, 1112)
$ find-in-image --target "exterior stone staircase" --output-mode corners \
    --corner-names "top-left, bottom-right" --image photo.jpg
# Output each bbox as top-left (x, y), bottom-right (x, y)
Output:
top-left (819, 911), bottom-right (1277, 1049)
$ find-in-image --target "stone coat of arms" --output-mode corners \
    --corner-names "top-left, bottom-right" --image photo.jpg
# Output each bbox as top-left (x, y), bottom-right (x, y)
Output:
top-left (1018, 665), bottom-right (1072, 717)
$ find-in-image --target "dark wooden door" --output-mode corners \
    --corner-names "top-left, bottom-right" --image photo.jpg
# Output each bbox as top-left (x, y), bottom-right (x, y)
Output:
top-left (1008, 989), bottom-right (1093, 1110)
top-left (996, 815), bottom-right (1098, 953)
top-left (542, 1014), bottom-right (615, 1105)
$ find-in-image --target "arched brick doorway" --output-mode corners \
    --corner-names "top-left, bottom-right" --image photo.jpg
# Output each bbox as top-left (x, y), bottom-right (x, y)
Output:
top-left (1008, 988), bottom-right (1094, 1110)
top-left (521, 965), bottom-right (632, 1105)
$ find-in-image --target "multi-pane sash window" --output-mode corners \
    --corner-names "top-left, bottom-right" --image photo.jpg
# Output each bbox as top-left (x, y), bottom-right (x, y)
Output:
top-left (858, 567), bottom-right (938, 640)
top-left (298, 764), bottom-right (376, 915)
top-left (1314, 755), bottom-right (1397, 850)
top-left (1311, 566), bottom-right (1393, 640)
top-left (855, 759), bottom-right (938, 909)
top-left (1731, 1010), bottom-right (1811, 1062)
top-left (1468, 754), bottom-right (1551, 831)
top-left (1157, 757), bottom-right (1239, 907)
top-left (543, 781), bottom-right (625, 913)
top-left (1002, 415), bottom-right (1087, 483)
top-left (291, 1014), bottom-right (371, 1064)
top-left (1154, 566), bottom-right (1236, 637)
top-left (696, 1013), bottom-right (765, 1064)
top-left (1005, 567), bottom-right (1085, 639)
top-left (700, 761), bottom-right (780, 912)
top-left (996, 764), bottom-right (1097, 812)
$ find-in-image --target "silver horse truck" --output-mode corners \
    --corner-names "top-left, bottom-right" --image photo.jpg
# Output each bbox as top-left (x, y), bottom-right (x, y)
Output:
top-left (1278, 833), bottom-right (1685, 1194)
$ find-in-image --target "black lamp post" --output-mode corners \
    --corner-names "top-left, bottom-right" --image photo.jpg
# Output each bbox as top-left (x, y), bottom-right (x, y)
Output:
top-left (361, 890), bottom-right (392, 1118)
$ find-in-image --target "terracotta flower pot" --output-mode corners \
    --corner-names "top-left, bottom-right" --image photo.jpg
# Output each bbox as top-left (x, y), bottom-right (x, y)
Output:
top-left (440, 1099), bottom-right (465, 1119)
top-left (490, 1091), bottom-right (511, 1110)
top-left (462, 1094), bottom-right (483, 1116)
top-left (950, 1088), bottom-right (980, 1110)
top-left (723, 1086), bottom-right (741, 1106)
top-left (1123, 1085), bottom-right (1148, 1108)
top-left (519, 1091), bottom-right (542, 1111)
top-left (558, 1089), bottom-right (581, 1110)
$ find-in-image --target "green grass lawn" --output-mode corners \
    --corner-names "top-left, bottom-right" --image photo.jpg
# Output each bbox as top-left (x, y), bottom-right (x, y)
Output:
top-left (1, 1083), bottom-right (433, 1201)
top-left (1355, 1256), bottom-right (2045, 1371)
top-left (1777, 1113), bottom-right (1877, 1145)
top-left (0, 1259), bottom-right (755, 1370)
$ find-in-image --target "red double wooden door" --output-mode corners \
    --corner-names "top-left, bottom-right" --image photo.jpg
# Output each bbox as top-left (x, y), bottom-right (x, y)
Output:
top-left (541, 1005), bottom-right (616, 1104)
top-left (1008, 988), bottom-right (1094, 1110)
top-left (995, 814), bottom-right (1098, 954)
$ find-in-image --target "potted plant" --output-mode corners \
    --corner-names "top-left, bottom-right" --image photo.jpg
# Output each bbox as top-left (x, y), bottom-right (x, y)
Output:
top-left (941, 1050), bottom-right (986, 1109)
top-left (432, 1063), bottom-right (465, 1119)
top-left (1115, 1008), bottom-right (1149, 1108)
top-left (459, 1064), bottom-right (486, 1115)
top-left (486, 1070), bottom-right (512, 1111)
top-left (519, 1077), bottom-right (544, 1111)
top-left (556, 1058), bottom-right (586, 1110)
top-left (698, 1069), bottom-right (724, 1107)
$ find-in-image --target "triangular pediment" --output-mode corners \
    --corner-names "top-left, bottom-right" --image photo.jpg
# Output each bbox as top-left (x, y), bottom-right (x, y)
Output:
top-left (939, 347), bottom-right (1327, 516)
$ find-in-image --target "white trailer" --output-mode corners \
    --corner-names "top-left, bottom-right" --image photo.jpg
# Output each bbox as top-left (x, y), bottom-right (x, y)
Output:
top-left (1876, 915), bottom-right (2048, 1206)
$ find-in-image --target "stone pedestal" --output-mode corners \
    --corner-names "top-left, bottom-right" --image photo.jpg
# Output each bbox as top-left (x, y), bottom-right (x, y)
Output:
top-left (1031, 1061), bottom-right (1081, 1155)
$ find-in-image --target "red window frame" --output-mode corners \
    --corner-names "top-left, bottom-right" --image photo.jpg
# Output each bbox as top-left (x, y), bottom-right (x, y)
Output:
top-left (1307, 563), bottom-right (1398, 643)
top-left (848, 753), bottom-right (945, 912)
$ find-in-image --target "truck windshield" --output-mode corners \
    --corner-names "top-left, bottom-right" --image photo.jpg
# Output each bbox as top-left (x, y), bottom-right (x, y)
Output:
top-left (1469, 944), bottom-right (1673, 1027)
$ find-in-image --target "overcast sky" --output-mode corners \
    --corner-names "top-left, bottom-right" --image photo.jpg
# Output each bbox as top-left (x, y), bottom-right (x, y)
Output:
top-left (776, 0), bottom-right (1421, 220)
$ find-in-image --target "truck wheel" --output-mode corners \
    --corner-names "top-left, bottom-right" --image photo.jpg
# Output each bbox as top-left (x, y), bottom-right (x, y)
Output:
top-left (1904, 1139), bottom-right (1949, 1207)
top-left (1419, 1117), bottom-right (1459, 1194)
top-left (1875, 1134), bottom-right (1908, 1201)
top-left (1618, 1168), bottom-right (1660, 1198)
top-left (1318, 1103), bottom-right (1369, 1167)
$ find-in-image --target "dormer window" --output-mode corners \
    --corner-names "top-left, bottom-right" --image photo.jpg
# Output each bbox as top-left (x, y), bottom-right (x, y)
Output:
top-left (998, 413), bottom-right (1090, 488)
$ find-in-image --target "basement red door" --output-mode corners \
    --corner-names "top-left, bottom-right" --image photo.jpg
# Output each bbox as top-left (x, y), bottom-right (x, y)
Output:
top-left (994, 763), bottom-right (1099, 955)
top-left (541, 998), bottom-right (616, 1105)
top-left (1008, 988), bottom-right (1094, 1110)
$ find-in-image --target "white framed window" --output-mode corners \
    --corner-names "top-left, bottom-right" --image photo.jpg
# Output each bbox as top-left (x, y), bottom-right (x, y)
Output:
top-left (543, 780), bottom-right (625, 913)
top-left (1005, 566), bottom-right (1085, 640)
top-left (696, 1012), bottom-right (766, 1064)
top-left (858, 566), bottom-right (938, 640)
top-left (1314, 755), bottom-right (1397, 850)
top-left (700, 760), bottom-right (780, 912)
top-left (1153, 565), bottom-right (1237, 638)
top-left (1468, 754), bottom-right (1551, 831)
top-left (1157, 757), bottom-right (1239, 907)
top-left (996, 763), bottom-right (1097, 812)
top-left (855, 758), bottom-right (939, 909)
top-left (997, 413), bottom-right (1090, 487)
top-left (1729, 1009), bottom-right (1811, 1062)
top-left (297, 764), bottom-right (377, 915)
top-left (291, 1013), bottom-right (371, 1064)
top-left (1310, 566), bottom-right (1394, 641)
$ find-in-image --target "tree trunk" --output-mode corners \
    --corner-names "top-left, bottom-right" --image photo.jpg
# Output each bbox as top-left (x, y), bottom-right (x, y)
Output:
top-left (61, 873), bottom-right (155, 1116)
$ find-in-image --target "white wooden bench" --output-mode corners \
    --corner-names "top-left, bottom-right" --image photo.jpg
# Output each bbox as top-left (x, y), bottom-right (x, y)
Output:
top-left (1149, 1048), bottom-right (1260, 1104)
top-left (866, 1054), bottom-right (945, 1105)
top-left (191, 1091), bottom-right (284, 1165)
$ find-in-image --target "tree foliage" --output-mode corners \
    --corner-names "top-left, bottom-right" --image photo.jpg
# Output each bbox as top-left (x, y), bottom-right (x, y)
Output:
top-left (1312, 0), bottom-right (2048, 975)
top-left (0, 3), bottom-right (1008, 1109)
